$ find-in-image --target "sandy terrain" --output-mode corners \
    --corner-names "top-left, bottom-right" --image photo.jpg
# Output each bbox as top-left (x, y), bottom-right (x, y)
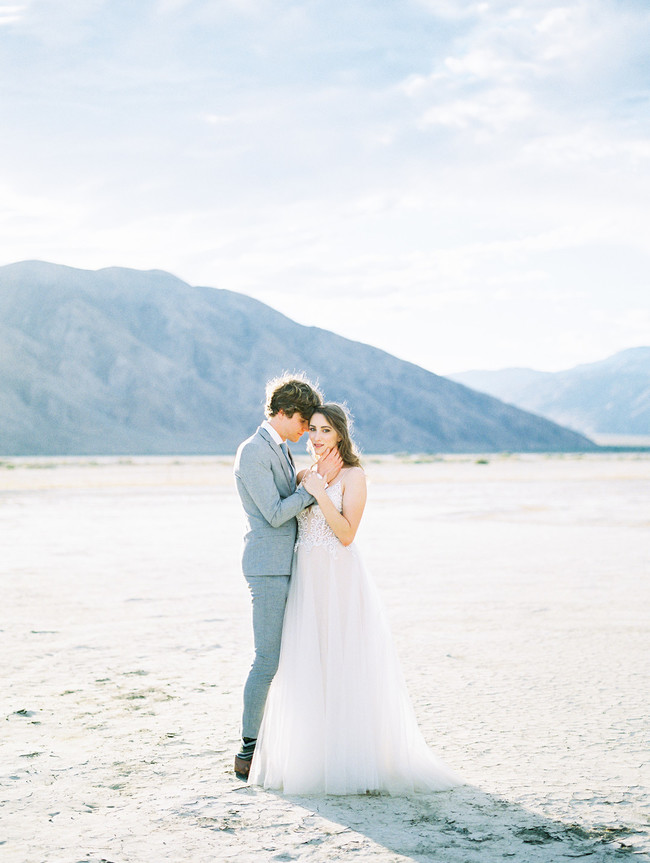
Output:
top-left (2, 453), bottom-right (649, 862)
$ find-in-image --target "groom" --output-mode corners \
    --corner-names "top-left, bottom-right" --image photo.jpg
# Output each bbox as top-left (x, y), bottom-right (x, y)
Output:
top-left (233, 374), bottom-right (341, 778)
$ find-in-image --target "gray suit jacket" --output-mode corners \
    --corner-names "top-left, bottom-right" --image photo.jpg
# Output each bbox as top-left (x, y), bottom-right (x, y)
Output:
top-left (234, 425), bottom-right (314, 576)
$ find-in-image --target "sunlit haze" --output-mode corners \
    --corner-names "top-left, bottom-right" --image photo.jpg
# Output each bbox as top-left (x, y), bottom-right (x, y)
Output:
top-left (1, 1), bottom-right (649, 374)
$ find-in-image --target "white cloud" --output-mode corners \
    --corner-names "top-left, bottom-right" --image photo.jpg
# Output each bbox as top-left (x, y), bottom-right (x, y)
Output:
top-left (11, 0), bottom-right (109, 44)
top-left (411, 0), bottom-right (487, 20)
top-left (398, 0), bottom-right (650, 142)
top-left (419, 86), bottom-right (533, 132)
top-left (156, 0), bottom-right (193, 13)
top-left (0, 4), bottom-right (26, 25)
top-left (202, 113), bottom-right (234, 126)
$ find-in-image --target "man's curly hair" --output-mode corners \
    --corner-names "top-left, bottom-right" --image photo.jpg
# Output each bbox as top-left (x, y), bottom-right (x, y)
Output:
top-left (264, 373), bottom-right (323, 420)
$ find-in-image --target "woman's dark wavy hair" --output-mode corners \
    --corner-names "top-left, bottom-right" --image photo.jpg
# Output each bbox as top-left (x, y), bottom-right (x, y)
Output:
top-left (312, 403), bottom-right (362, 468)
top-left (265, 373), bottom-right (323, 419)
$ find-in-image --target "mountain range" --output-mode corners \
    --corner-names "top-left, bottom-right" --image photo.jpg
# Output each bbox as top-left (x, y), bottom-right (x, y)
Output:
top-left (450, 348), bottom-right (650, 436)
top-left (0, 261), bottom-right (596, 455)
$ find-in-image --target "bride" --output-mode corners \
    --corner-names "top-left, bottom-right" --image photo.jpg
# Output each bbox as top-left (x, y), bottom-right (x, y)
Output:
top-left (248, 403), bottom-right (461, 795)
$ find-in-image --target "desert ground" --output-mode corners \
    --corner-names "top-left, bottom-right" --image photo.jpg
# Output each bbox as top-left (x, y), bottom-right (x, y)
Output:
top-left (2, 453), bottom-right (649, 862)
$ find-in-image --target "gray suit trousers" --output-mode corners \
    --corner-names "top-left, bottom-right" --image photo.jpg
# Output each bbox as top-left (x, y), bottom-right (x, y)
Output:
top-left (242, 574), bottom-right (290, 740)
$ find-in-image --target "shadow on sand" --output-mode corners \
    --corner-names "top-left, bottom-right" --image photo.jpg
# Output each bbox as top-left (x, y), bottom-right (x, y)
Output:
top-left (261, 784), bottom-right (648, 862)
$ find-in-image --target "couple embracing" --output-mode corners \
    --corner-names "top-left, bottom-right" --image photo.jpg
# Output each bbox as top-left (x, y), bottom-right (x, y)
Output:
top-left (233, 374), bottom-right (460, 795)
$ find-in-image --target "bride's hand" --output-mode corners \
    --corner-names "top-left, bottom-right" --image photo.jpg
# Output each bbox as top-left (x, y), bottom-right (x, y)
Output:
top-left (316, 447), bottom-right (343, 484)
top-left (302, 469), bottom-right (327, 499)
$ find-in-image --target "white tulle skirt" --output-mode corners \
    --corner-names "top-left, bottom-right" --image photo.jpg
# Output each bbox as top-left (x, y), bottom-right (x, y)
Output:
top-left (249, 541), bottom-right (461, 795)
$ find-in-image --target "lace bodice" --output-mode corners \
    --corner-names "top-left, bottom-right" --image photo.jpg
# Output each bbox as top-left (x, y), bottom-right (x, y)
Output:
top-left (295, 481), bottom-right (345, 554)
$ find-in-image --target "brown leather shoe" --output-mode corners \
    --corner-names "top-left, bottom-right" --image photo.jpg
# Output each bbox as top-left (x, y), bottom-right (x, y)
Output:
top-left (234, 754), bottom-right (252, 779)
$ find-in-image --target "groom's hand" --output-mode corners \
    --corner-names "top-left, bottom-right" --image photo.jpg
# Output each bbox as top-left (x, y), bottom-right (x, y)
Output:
top-left (317, 447), bottom-right (343, 484)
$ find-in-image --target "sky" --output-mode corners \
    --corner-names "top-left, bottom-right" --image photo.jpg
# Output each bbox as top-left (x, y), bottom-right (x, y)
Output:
top-left (1, 0), bottom-right (649, 375)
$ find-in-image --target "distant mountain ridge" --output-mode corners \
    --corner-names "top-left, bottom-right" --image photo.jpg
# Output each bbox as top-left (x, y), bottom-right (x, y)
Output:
top-left (0, 261), bottom-right (596, 455)
top-left (450, 347), bottom-right (650, 436)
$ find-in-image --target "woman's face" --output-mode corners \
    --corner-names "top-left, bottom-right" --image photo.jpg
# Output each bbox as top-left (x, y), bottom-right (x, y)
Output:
top-left (309, 412), bottom-right (341, 456)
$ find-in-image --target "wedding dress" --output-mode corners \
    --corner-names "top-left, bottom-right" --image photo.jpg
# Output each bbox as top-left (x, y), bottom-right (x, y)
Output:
top-left (248, 480), bottom-right (461, 795)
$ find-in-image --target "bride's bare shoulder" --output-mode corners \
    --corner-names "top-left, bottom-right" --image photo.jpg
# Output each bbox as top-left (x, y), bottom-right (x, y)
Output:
top-left (341, 465), bottom-right (366, 487)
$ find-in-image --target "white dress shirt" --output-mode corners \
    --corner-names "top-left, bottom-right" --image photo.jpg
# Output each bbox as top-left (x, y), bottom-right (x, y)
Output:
top-left (262, 419), bottom-right (283, 446)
